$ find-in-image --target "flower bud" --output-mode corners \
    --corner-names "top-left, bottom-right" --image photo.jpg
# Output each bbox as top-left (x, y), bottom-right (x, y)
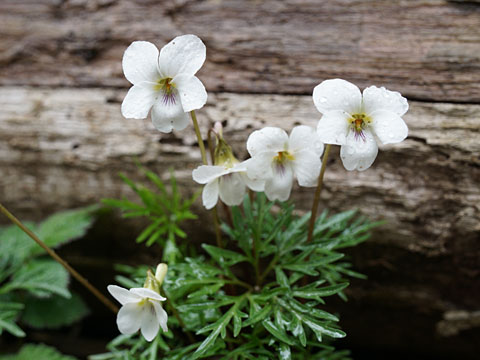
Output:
top-left (155, 263), bottom-right (168, 286)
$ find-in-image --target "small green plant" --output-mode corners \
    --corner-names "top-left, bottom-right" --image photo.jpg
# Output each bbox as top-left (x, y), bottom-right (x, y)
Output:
top-left (102, 166), bottom-right (199, 263)
top-left (0, 207), bottom-right (97, 338)
top-left (93, 194), bottom-right (376, 359)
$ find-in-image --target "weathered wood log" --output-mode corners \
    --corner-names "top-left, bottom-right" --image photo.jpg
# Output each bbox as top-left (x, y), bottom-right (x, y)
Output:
top-left (0, 0), bottom-right (479, 102)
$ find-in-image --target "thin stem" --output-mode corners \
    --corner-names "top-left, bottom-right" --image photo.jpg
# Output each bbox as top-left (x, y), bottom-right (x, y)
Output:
top-left (190, 110), bottom-right (208, 165)
top-left (191, 111), bottom-right (223, 248)
top-left (0, 202), bottom-right (119, 314)
top-left (258, 254), bottom-right (279, 285)
top-left (306, 144), bottom-right (332, 243)
top-left (166, 297), bottom-right (195, 344)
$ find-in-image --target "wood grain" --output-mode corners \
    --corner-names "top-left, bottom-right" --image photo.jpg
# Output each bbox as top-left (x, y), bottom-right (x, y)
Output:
top-left (0, 0), bottom-right (479, 102)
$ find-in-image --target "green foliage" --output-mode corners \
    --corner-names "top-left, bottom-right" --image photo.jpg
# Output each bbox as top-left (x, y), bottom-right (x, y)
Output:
top-left (94, 194), bottom-right (376, 359)
top-left (21, 293), bottom-right (89, 329)
top-left (102, 166), bottom-right (198, 263)
top-left (0, 206), bottom-right (97, 337)
top-left (0, 343), bottom-right (78, 360)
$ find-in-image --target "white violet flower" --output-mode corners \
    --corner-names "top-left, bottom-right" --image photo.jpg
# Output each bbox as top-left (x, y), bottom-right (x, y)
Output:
top-left (246, 126), bottom-right (324, 202)
top-left (313, 78), bottom-right (409, 171)
top-left (121, 35), bottom-right (207, 133)
top-left (192, 131), bottom-right (264, 209)
top-left (107, 264), bottom-right (169, 342)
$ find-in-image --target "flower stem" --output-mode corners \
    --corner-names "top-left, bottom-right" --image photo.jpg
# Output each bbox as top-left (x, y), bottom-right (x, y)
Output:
top-left (190, 110), bottom-right (208, 165)
top-left (306, 144), bottom-right (332, 243)
top-left (166, 297), bottom-right (195, 343)
top-left (0, 202), bottom-right (119, 314)
top-left (190, 111), bottom-right (223, 248)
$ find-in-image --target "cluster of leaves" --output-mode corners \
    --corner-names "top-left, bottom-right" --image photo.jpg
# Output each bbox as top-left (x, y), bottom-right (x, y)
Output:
top-left (0, 207), bottom-right (97, 339)
top-left (94, 193), bottom-right (377, 359)
top-left (0, 343), bottom-right (78, 360)
top-left (102, 165), bottom-right (198, 263)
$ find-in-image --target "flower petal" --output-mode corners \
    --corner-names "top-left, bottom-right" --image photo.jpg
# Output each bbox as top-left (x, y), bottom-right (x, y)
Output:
top-left (316, 110), bottom-right (350, 145)
top-left (370, 110), bottom-right (408, 144)
top-left (313, 79), bottom-right (362, 115)
top-left (218, 173), bottom-right (246, 206)
top-left (264, 164), bottom-right (294, 202)
top-left (363, 86), bottom-right (409, 117)
top-left (293, 150), bottom-right (321, 187)
top-left (152, 301), bottom-right (169, 332)
top-left (158, 34), bottom-right (206, 77)
top-left (151, 95), bottom-right (190, 133)
top-left (121, 82), bottom-right (157, 119)
top-left (122, 41), bottom-right (160, 85)
top-left (117, 302), bottom-right (143, 335)
top-left (246, 127), bottom-right (289, 157)
top-left (242, 174), bottom-right (265, 192)
top-left (340, 130), bottom-right (378, 171)
top-left (289, 125), bottom-right (324, 157)
top-left (173, 74), bottom-right (208, 112)
top-left (192, 165), bottom-right (230, 184)
top-left (130, 288), bottom-right (166, 301)
top-left (140, 302), bottom-right (160, 342)
top-left (246, 151), bottom-right (275, 180)
top-left (202, 180), bottom-right (219, 210)
top-left (108, 285), bottom-right (141, 305)
top-left (239, 159), bottom-right (265, 191)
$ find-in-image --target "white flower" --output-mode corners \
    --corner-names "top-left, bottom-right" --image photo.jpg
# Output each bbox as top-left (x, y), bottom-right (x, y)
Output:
top-left (192, 161), bottom-right (264, 209)
top-left (107, 285), bottom-right (168, 342)
top-left (121, 35), bottom-right (207, 133)
top-left (245, 126), bottom-right (324, 202)
top-left (313, 79), bottom-right (408, 171)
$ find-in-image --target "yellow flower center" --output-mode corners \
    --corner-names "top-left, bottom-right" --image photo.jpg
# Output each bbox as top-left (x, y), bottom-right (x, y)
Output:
top-left (273, 151), bottom-right (295, 164)
top-left (348, 113), bottom-right (371, 141)
top-left (154, 77), bottom-right (176, 105)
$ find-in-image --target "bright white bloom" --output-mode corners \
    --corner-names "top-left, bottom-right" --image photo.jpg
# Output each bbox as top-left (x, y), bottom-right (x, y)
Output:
top-left (121, 35), bottom-right (207, 133)
top-left (193, 161), bottom-right (264, 209)
top-left (313, 79), bottom-right (408, 171)
top-left (107, 264), bottom-right (169, 342)
top-left (246, 126), bottom-right (324, 202)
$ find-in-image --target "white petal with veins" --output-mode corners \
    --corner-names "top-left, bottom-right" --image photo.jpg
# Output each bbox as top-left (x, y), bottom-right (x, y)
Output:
top-left (340, 130), bottom-right (378, 171)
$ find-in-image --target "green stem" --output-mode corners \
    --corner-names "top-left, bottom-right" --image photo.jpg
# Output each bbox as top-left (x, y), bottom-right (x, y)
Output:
top-left (306, 144), bottom-right (332, 243)
top-left (190, 110), bottom-right (208, 165)
top-left (166, 297), bottom-right (195, 343)
top-left (258, 254), bottom-right (279, 285)
top-left (190, 111), bottom-right (223, 248)
top-left (0, 202), bottom-right (119, 314)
